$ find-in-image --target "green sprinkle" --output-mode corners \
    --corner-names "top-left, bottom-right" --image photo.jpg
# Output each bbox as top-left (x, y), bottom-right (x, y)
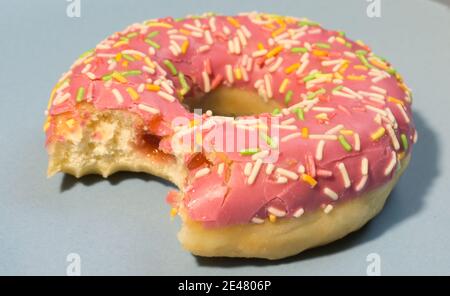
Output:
top-left (144, 39), bottom-right (160, 49)
top-left (79, 49), bottom-right (94, 59)
top-left (119, 36), bottom-right (129, 42)
top-left (272, 108), bottom-right (281, 115)
top-left (126, 32), bottom-right (138, 39)
top-left (338, 31), bottom-right (346, 37)
top-left (355, 50), bottom-right (368, 56)
top-left (284, 90), bottom-right (293, 104)
top-left (121, 70), bottom-right (142, 76)
top-left (240, 148), bottom-right (260, 156)
top-left (302, 73), bottom-right (318, 82)
top-left (291, 47), bottom-right (308, 54)
top-left (315, 42), bottom-right (331, 49)
top-left (307, 88), bottom-right (326, 100)
top-left (122, 54), bottom-right (135, 62)
top-left (102, 73), bottom-right (113, 81)
top-left (345, 42), bottom-right (353, 48)
top-left (357, 54), bottom-right (374, 69)
top-left (338, 135), bottom-right (352, 152)
top-left (174, 17), bottom-right (184, 22)
top-left (178, 72), bottom-right (190, 95)
top-left (298, 20), bottom-right (319, 27)
top-left (163, 59), bottom-right (178, 75)
top-left (386, 67), bottom-right (397, 75)
top-left (332, 85), bottom-right (344, 92)
top-left (260, 132), bottom-right (277, 149)
top-left (147, 31), bottom-right (160, 39)
top-left (295, 107), bottom-right (305, 121)
top-left (373, 54), bottom-right (387, 62)
top-left (401, 134), bottom-right (409, 151)
top-left (76, 87), bottom-right (85, 102)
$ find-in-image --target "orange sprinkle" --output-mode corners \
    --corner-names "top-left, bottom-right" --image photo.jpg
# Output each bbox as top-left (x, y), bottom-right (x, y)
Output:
top-left (271, 26), bottom-right (286, 38)
top-left (398, 151), bottom-right (406, 160)
top-left (388, 96), bottom-right (404, 105)
top-left (145, 22), bottom-right (173, 28)
top-left (126, 87), bottom-right (139, 101)
top-left (133, 54), bottom-right (142, 61)
top-left (347, 74), bottom-right (366, 81)
top-left (368, 57), bottom-right (389, 70)
top-left (301, 127), bottom-right (309, 139)
top-left (121, 61), bottom-right (128, 68)
top-left (181, 40), bottom-right (189, 54)
top-left (284, 63), bottom-right (300, 74)
top-left (170, 208), bottom-right (178, 218)
top-left (266, 45), bottom-right (284, 58)
top-left (234, 68), bottom-right (242, 80)
top-left (353, 65), bottom-right (368, 71)
top-left (112, 71), bottom-right (127, 83)
top-left (301, 174), bottom-right (318, 188)
top-left (146, 84), bottom-right (160, 91)
top-left (179, 28), bottom-right (191, 35)
top-left (227, 16), bottom-right (241, 28)
top-left (312, 49), bottom-right (328, 57)
top-left (269, 214), bottom-right (277, 223)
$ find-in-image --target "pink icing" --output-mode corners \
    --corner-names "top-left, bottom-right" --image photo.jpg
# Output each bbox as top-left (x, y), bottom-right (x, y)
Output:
top-left (45, 13), bottom-right (416, 227)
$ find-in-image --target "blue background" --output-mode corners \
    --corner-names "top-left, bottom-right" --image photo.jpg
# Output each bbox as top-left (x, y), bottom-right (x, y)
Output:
top-left (0, 0), bottom-right (449, 275)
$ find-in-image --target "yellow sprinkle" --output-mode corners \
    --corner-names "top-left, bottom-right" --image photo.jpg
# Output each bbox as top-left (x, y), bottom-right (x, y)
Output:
top-left (334, 72), bottom-right (344, 80)
top-left (234, 68), bottom-right (242, 80)
top-left (144, 57), bottom-right (155, 68)
top-left (388, 96), bottom-right (404, 105)
top-left (179, 28), bottom-right (191, 35)
top-left (43, 118), bottom-right (51, 132)
top-left (115, 53), bottom-right (122, 62)
top-left (112, 40), bottom-right (128, 48)
top-left (338, 62), bottom-right (349, 74)
top-left (126, 87), bottom-right (139, 101)
top-left (146, 84), bottom-right (160, 91)
top-left (195, 133), bottom-right (202, 146)
top-left (353, 65), bottom-right (368, 71)
top-left (284, 63), bottom-right (300, 74)
top-left (266, 45), bottom-right (284, 58)
top-left (368, 57), bottom-right (389, 70)
top-left (356, 40), bottom-right (366, 47)
top-left (170, 207), bottom-right (178, 218)
top-left (112, 71), bottom-right (127, 83)
top-left (301, 174), bottom-right (318, 188)
top-left (121, 61), bottom-right (128, 68)
top-left (315, 113), bottom-right (329, 120)
top-left (133, 54), bottom-right (142, 61)
top-left (269, 214), bottom-right (277, 223)
top-left (271, 26), bottom-right (285, 37)
top-left (340, 129), bottom-right (354, 136)
top-left (278, 78), bottom-right (290, 94)
top-left (347, 74), bottom-right (366, 81)
top-left (145, 21), bottom-right (173, 28)
top-left (181, 40), bottom-right (189, 54)
top-left (398, 151), bottom-right (405, 160)
top-left (336, 37), bottom-right (346, 44)
top-left (227, 16), bottom-right (241, 28)
top-left (257, 42), bottom-right (265, 50)
top-left (301, 127), bottom-right (309, 139)
top-left (65, 118), bottom-right (75, 129)
top-left (83, 56), bottom-right (94, 64)
top-left (189, 119), bottom-right (200, 127)
top-left (371, 127), bottom-right (386, 141)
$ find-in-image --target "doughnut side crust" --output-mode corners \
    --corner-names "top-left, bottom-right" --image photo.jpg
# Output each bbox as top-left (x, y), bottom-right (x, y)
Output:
top-left (177, 156), bottom-right (409, 260)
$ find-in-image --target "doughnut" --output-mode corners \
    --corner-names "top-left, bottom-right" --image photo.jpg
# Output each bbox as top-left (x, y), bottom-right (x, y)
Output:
top-left (44, 12), bottom-right (417, 259)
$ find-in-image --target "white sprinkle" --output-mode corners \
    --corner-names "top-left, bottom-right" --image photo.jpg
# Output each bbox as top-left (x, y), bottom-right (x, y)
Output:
top-left (309, 134), bottom-right (338, 141)
top-left (276, 176), bottom-right (288, 184)
top-left (272, 124), bottom-right (298, 131)
top-left (353, 133), bottom-right (361, 151)
top-left (52, 92), bottom-right (70, 105)
top-left (223, 25), bottom-right (231, 35)
top-left (266, 163), bottom-right (275, 175)
top-left (370, 85), bottom-right (387, 94)
top-left (386, 108), bottom-right (398, 128)
top-left (281, 118), bottom-right (295, 125)
top-left (217, 163), bottom-right (224, 176)
top-left (359, 91), bottom-right (385, 100)
top-left (142, 65), bottom-right (155, 74)
top-left (384, 151), bottom-right (397, 176)
top-left (197, 45), bottom-right (211, 53)
top-left (209, 17), bottom-right (216, 32)
top-left (315, 140), bottom-right (326, 161)
top-left (385, 124), bottom-right (400, 150)
top-left (237, 29), bottom-right (247, 47)
top-left (225, 64), bottom-right (234, 84)
top-left (202, 71), bottom-right (211, 93)
top-left (268, 57), bottom-right (283, 73)
top-left (324, 204), bottom-right (334, 214)
top-left (275, 168), bottom-right (298, 180)
top-left (233, 36), bottom-right (241, 54)
top-left (325, 124), bottom-right (344, 135)
top-left (183, 23), bottom-right (203, 32)
top-left (338, 162), bottom-right (351, 188)
top-left (122, 49), bottom-right (146, 57)
top-left (344, 51), bottom-right (356, 58)
top-left (168, 45), bottom-right (180, 57)
top-left (268, 206), bottom-right (286, 217)
top-left (293, 207), bottom-right (305, 218)
top-left (194, 167), bottom-right (210, 179)
top-left (297, 164), bottom-right (306, 174)
top-left (252, 150), bottom-right (269, 161)
top-left (81, 63), bottom-right (91, 74)
top-left (366, 105), bottom-right (388, 116)
top-left (361, 157), bottom-right (369, 176)
top-left (355, 175), bottom-right (368, 191)
top-left (321, 59), bottom-right (344, 66)
top-left (244, 162), bottom-right (253, 176)
top-left (227, 39), bottom-right (235, 54)
top-left (157, 91), bottom-right (176, 102)
top-left (342, 87), bottom-right (363, 99)
top-left (251, 217), bottom-right (265, 224)
top-left (241, 25), bottom-right (252, 38)
top-left (248, 159), bottom-right (263, 185)
top-left (296, 60), bottom-right (309, 75)
top-left (311, 107), bottom-right (335, 112)
top-left (413, 129), bottom-right (418, 143)
top-left (264, 74), bottom-right (273, 98)
top-left (137, 83), bottom-right (145, 93)
top-left (112, 88), bottom-right (124, 104)
top-left (160, 80), bottom-right (174, 94)
top-left (138, 103), bottom-right (159, 114)
top-left (204, 30), bottom-right (213, 45)
top-left (85, 72), bottom-right (96, 80)
top-left (281, 132), bottom-right (301, 143)
top-left (169, 34), bottom-right (188, 40)
top-left (324, 187), bottom-right (338, 200)
top-left (396, 104), bottom-right (410, 123)
top-left (333, 90), bottom-right (357, 99)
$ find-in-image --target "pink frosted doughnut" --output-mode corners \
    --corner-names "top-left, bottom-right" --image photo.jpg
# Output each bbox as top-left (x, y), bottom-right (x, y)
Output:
top-left (45, 12), bottom-right (416, 259)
